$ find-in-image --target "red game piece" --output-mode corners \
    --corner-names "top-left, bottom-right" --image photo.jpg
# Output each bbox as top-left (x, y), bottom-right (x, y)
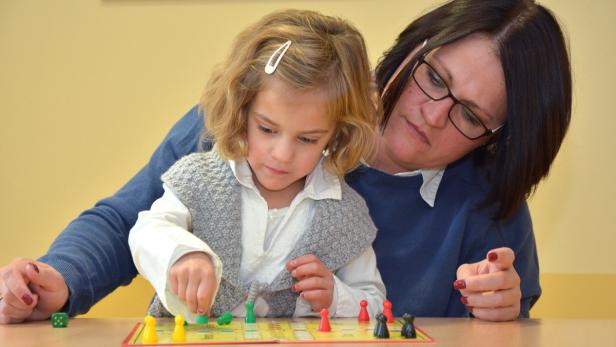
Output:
top-left (319, 308), bottom-right (331, 332)
top-left (383, 299), bottom-right (394, 323)
top-left (358, 299), bottom-right (370, 322)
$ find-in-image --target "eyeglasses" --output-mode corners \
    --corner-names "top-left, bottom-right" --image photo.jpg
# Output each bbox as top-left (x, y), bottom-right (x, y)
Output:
top-left (411, 54), bottom-right (503, 140)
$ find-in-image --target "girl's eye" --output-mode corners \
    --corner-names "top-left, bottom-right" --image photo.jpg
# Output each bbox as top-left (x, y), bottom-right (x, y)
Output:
top-left (258, 125), bottom-right (275, 134)
top-left (298, 136), bottom-right (318, 144)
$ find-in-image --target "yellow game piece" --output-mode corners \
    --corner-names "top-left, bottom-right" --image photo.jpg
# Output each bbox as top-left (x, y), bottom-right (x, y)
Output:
top-left (142, 315), bottom-right (158, 343)
top-left (172, 315), bottom-right (186, 342)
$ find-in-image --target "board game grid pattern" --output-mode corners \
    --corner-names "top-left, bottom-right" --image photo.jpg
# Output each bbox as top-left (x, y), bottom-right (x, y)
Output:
top-left (123, 317), bottom-right (435, 345)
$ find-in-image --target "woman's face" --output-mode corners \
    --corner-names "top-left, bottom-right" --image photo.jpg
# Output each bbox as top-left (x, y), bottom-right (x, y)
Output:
top-left (373, 33), bottom-right (507, 173)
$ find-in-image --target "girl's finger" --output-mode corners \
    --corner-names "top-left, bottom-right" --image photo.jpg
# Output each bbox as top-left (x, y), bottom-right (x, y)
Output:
top-left (294, 275), bottom-right (332, 292)
top-left (196, 280), bottom-right (216, 316)
top-left (175, 269), bottom-right (188, 301)
top-left (299, 289), bottom-right (331, 311)
top-left (287, 254), bottom-right (319, 271)
top-left (185, 274), bottom-right (199, 313)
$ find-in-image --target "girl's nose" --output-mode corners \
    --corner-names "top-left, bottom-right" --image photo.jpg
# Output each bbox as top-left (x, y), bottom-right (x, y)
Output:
top-left (271, 139), bottom-right (294, 163)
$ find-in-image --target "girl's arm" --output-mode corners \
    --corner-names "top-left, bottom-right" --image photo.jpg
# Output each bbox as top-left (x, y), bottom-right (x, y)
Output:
top-left (129, 184), bottom-right (222, 322)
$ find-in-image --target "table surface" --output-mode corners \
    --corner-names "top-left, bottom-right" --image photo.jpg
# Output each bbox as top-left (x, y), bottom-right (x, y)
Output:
top-left (2, 317), bottom-right (616, 347)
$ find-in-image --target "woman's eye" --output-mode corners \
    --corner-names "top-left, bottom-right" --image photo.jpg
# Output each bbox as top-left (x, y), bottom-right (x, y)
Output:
top-left (462, 108), bottom-right (481, 126)
top-left (428, 69), bottom-right (445, 88)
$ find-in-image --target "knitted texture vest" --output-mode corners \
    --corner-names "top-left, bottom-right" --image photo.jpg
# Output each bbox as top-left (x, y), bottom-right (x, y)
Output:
top-left (147, 150), bottom-right (377, 317)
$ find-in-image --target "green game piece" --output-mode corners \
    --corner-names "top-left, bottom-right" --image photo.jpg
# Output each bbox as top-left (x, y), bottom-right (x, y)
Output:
top-left (245, 302), bottom-right (256, 324)
top-left (216, 311), bottom-right (233, 325)
top-left (196, 313), bottom-right (209, 324)
top-left (51, 312), bottom-right (68, 328)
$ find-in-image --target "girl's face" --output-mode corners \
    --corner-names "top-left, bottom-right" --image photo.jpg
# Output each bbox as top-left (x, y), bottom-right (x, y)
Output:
top-left (373, 33), bottom-right (507, 174)
top-left (246, 77), bottom-right (335, 201)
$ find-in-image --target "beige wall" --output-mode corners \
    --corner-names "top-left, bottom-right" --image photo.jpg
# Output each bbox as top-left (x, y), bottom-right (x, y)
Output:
top-left (1, 0), bottom-right (614, 319)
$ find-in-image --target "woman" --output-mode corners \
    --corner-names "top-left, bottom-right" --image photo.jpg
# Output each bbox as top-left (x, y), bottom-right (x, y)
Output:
top-left (0, 0), bottom-right (570, 323)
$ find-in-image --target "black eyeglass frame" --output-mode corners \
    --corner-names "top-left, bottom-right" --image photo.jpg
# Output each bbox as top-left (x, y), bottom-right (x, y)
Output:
top-left (411, 53), bottom-right (504, 140)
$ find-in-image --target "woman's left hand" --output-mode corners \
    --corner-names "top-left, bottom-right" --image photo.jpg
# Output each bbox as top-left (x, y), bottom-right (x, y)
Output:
top-left (286, 254), bottom-right (334, 312)
top-left (454, 247), bottom-right (521, 321)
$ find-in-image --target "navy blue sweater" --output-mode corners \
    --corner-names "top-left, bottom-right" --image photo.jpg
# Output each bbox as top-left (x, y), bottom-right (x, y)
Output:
top-left (40, 106), bottom-right (540, 317)
top-left (347, 160), bottom-right (540, 317)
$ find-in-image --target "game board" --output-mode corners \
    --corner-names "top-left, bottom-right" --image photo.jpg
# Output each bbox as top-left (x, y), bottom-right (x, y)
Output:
top-left (122, 317), bottom-right (434, 345)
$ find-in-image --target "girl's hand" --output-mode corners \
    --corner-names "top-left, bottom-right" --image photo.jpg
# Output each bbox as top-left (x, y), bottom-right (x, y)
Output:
top-left (169, 252), bottom-right (216, 316)
top-left (454, 247), bottom-right (521, 321)
top-left (286, 254), bottom-right (334, 312)
top-left (0, 258), bottom-right (68, 324)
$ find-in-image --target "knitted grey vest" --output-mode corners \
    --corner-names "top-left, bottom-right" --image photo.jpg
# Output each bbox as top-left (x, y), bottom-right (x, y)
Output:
top-left (147, 150), bottom-right (376, 317)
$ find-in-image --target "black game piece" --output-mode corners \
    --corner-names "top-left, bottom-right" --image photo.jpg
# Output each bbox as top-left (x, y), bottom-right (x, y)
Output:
top-left (373, 313), bottom-right (389, 338)
top-left (401, 313), bottom-right (416, 339)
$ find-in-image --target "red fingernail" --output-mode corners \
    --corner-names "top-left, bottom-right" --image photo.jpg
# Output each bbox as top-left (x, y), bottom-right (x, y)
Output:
top-left (488, 251), bottom-right (498, 262)
top-left (292, 285), bottom-right (297, 292)
top-left (460, 296), bottom-right (469, 305)
top-left (22, 294), bottom-right (33, 306)
top-left (198, 309), bottom-right (205, 314)
top-left (453, 280), bottom-right (466, 289)
top-left (30, 263), bottom-right (39, 273)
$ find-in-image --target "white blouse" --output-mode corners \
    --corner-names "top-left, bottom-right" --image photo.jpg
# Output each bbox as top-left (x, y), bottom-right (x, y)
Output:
top-left (129, 158), bottom-right (386, 323)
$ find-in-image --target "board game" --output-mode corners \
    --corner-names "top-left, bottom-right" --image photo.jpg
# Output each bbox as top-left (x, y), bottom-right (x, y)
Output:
top-left (122, 317), bottom-right (434, 345)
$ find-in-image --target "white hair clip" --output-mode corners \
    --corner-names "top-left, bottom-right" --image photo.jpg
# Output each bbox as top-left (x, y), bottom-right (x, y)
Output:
top-left (264, 40), bottom-right (292, 74)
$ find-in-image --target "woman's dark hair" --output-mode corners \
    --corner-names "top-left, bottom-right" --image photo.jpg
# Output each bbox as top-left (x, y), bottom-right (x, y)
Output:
top-left (375, 0), bottom-right (572, 219)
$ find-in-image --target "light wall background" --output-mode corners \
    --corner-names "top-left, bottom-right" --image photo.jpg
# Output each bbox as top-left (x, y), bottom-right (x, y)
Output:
top-left (1, 0), bottom-right (614, 319)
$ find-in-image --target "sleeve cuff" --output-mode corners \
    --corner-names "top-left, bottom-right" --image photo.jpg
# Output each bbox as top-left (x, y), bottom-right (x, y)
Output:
top-left (38, 256), bottom-right (92, 317)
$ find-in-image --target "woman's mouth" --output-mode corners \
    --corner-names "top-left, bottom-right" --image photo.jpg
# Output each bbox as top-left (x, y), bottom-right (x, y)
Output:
top-left (403, 117), bottom-right (430, 145)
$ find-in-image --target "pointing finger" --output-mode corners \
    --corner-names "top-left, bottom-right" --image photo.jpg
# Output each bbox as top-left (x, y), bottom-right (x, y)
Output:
top-left (486, 247), bottom-right (515, 271)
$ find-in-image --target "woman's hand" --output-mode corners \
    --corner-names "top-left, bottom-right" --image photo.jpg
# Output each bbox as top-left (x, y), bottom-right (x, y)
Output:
top-left (169, 252), bottom-right (216, 316)
top-left (454, 247), bottom-right (521, 321)
top-left (0, 258), bottom-right (68, 324)
top-left (286, 254), bottom-right (334, 312)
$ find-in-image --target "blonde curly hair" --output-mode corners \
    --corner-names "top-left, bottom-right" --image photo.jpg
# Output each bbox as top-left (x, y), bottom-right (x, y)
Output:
top-left (201, 9), bottom-right (379, 177)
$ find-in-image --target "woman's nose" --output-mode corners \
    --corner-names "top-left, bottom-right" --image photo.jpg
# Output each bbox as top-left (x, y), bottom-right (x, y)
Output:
top-left (421, 97), bottom-right (452, 128)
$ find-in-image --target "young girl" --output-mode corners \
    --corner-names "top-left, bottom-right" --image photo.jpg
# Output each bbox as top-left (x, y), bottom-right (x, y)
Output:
top-left (128, 9), bottom-right (385, 323)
